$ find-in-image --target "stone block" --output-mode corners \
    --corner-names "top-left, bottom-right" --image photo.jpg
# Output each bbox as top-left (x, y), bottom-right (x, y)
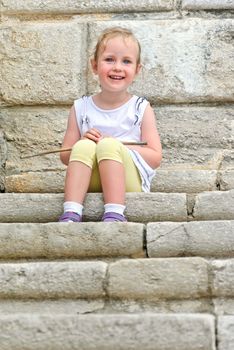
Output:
top-left (107, 258), bottom-right (209, 300)
top-left (0, 261), bottom-right (107, 299)
top-left (147, 221), bottom-right (234, 258)
top-left (88, 19), bottom-right (234, 103)
top-left (0, 107), bottom-right (68, 174)
top-left (5, 171), bottom-right (66, 193)
top-left (182, 0), bottom-right (234, 10)
top-left (0, 313), bottom-right (215, 350)
top-left (5, 168), bottom-right (219, 193)
top-left (0, 192), bottom-right (187, 223)
top-left (0, 129), bottom-right (7, 191)
top-left (152, 169), bottom-right (218, 193)
top-left (193, 190), bottom-right (234, 220)
top-left (211, 259), bottom-right (234, 297)
top-left (0, 222), bottom-right (145, 259)
top-left (0, 22), bottom-right (86, 105)
top-left (156, 105), bottom-right (234, 166)
top-left (217, 316), bottom-right (234, 350)
top-left (0, 299), bottom-right (105, 315)
top-left (220, 170), bottom-right (234, 190)
top-left (214, 298), bottom-right (234, 316)
top-left (0, 0), bottom-right (174, 13)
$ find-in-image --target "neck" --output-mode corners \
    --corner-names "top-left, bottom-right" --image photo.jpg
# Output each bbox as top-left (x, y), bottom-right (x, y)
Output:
top-left (94, 91), bottom-right (132, 109)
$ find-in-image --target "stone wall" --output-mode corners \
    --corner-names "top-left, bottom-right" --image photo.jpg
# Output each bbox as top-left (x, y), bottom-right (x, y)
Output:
top-left (0, 0), bottom-right (233, 192)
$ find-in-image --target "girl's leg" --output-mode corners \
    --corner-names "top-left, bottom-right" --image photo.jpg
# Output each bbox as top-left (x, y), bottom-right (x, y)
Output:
top-left (96, 138), bottom-right (142, 221)
top-left (59, 139), bottom-right (96, 222)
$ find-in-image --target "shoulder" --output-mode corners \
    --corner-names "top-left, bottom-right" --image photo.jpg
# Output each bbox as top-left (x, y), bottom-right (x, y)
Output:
top-left (133, 95), bottom-right (149, 115)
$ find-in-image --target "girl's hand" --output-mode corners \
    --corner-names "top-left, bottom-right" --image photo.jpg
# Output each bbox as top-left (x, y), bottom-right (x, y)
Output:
top-left (82, 128), bottom-right (102, 143)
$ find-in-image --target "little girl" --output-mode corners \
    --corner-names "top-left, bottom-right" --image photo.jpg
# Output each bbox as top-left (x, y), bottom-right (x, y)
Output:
top-left (59, 26), bottom-right (162, 222)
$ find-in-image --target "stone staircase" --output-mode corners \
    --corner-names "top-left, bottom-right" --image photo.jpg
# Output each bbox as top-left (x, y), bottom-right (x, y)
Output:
top-left (0, 189), bottom-right (234, 349)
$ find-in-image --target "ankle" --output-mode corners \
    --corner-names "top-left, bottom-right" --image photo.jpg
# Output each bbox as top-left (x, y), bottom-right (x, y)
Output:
top-left (104, 203), bottom-right (126, 216)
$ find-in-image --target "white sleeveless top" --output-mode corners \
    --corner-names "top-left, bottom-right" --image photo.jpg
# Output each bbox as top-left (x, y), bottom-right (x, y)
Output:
top-left (74, 95), bottom-right (155, 192)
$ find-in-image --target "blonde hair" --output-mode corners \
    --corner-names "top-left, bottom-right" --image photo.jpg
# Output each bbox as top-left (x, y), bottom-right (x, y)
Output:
top-left (93, 27), bottom-right (141, 65)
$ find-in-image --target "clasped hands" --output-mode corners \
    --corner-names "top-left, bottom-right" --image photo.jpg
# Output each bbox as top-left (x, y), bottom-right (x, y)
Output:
top-left (82, 128), bottom-right (109, 143)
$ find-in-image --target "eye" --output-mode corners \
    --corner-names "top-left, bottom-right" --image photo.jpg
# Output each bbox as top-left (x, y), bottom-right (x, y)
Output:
top-left (104, 57), bottom-right (114, 62)
top-left (123, 59), bottom-right (132, 64)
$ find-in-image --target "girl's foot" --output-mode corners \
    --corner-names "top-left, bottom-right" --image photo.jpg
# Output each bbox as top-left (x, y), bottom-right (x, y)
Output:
top-left (59, 212), bottom-right (82, 222)
top-left (102, 212), bottom-right (127, 222)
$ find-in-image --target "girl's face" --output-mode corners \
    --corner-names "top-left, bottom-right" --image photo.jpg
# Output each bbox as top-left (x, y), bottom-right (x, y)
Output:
top-left (91, 36), bottom-right (141, 94)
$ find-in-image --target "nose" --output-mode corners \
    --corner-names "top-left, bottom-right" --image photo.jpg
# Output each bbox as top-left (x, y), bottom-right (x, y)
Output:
top-left (113, 60), bottom-right (122, 71)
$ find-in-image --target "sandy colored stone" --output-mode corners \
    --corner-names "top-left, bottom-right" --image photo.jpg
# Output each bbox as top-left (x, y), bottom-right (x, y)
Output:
top-left (193, 190), bottom-right (234, 220)
top-left (0, 0), bottom-right (174, 13)
top-left (182, 0), bottom-right (234, 10)
top-left (0, 192), bottom-right (187, 223)
top-left (0, 222), bottom-right (145, 259)
top-left (0, 261), bottom-right (107, 299)
top-left (217, 316), bottom-right (234, 350)
top-left (211, 259), bottom-right (234, 297)
top-left (147, 221), bottom-right (234, 258)
top-left (152, 169), bottom-right (218, 193)
top-left (0, 22), bottom-right (86, 105)
top-left (0, 313), bottom-right (215, 350)
top-left (107, 258), bottom-right (209, 300)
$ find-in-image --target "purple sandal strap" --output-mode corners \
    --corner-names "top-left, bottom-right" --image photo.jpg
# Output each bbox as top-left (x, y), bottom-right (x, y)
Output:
top-left (102, 212), bottom-right (127, 222)
top-left (59, 211), bottom-right (82, 222)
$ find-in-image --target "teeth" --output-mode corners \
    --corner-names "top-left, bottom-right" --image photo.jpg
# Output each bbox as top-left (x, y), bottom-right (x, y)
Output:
top-left (110, 76), bottom-right (124, 80)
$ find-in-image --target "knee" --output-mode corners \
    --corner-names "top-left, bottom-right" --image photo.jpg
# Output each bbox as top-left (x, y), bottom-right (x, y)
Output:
top-left (72, 139), bottom-right (96, 153)
top-left (96, 138), bottom-right (123, 163)
top-left (96, 138), bottom-right (122, 153)
top-left (70, 139), bottom-right (97, 165)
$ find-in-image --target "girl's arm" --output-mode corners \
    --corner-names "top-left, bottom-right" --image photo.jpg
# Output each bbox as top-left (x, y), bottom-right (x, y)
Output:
top-left (60, 106), bottom-right (81, 165)
top-left (127, 103), bottom-right (162, 169)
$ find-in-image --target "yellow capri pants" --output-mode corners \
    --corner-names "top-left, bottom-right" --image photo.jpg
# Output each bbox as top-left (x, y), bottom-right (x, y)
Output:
top-left (69, 138), bottom-right (142, 192)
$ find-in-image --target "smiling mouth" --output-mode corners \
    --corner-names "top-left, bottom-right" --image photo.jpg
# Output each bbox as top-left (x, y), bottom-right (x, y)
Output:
top-left (109, 75), bottom-right (124, 80)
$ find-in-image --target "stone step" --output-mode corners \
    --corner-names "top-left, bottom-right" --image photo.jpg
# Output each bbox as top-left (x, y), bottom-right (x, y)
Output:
top-left (0, 222), bottom-right (145, 259)
top-left (1, 190), bottom-right (234, 223)
top-left (147, 220), bottom-right (234, 258)
top-left (1, 221), bottom-right (234, 260)
top-left (0, 313), bottom-right (215, 350)
top-left (5, 169), bottom-right (223, 194)
top-left (0, 258), bottom-right (233, 301)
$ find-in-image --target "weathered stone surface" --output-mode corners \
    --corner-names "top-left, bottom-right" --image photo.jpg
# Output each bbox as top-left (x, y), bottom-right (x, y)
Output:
top-left (0, 107), bottom-right (68, 174)
top-left (0, 0), bottom-right (174, 13)
top-left (156, 105), bottom-right (234, 166)
top-left (218, 151), bottom-right (234, 189)
top-left (193, 190), bottom-right (234, 220)
top-left (5, 169), bottom-right (219, 193)
top-left (211, 259), bottom-right (234, 297)
top-left (107, 258), bottom-right (209, 300)
top-left (147, 221), bottom-right (234, 258)
top-left (152, 169), bottom-right (218, 193)
top-left (0, 129), bottom-right (7, 191)
top-left (0, 192), bottom-right (187, 223)
top-left (214, 298), bottom-right (234, 316)
top-left (217, 316), bottom-right (234, 350)
top-left (6, 171), bottom-right (66, 193)
top-left (0, 261), bottom-right (107, 299)
top-left (0, 22), bottom-right (86, 105)
top-left (220, 170), bottom-right (234, 190)
top-left (0, 313), bottom-right (215, 350)
top-left (0, 299), bottom-right (105, 315)
top-left (0, 222), bottom-right (145, 259)
top-left (88, 19), bottom-right (234, 103)
top-left (182, 0), bottom-right (234, 10)
top-left (108, 298), bottom-right (213, 315)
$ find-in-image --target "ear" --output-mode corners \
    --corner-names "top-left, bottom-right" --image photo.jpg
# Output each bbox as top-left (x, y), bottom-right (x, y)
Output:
top-left (135, 63), bottom-right (142, 75)
top-left (91, 58), bottom-right (98, 74)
